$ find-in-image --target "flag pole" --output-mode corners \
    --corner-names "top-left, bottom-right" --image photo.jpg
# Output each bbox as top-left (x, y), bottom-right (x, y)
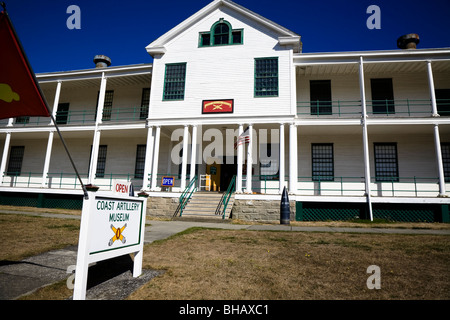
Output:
top-left (1, 2), bottom-right (89, 199)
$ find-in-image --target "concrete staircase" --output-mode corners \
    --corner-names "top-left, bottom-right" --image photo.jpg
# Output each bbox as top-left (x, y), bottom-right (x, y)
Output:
top-left (178, 191), bottom-right (234, 221)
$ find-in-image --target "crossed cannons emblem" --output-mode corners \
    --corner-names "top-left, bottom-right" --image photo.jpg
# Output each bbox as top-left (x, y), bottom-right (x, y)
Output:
top-left (108, 224), bottom-right (127, 246)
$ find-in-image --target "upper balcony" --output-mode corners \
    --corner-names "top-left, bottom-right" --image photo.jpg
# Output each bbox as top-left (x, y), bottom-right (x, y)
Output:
top-left (297, 98), bottom-right (450, 118)
top-left (0, 63), bottom-right (152, 129)
top-left (294, 48), bottom-right (450, 120)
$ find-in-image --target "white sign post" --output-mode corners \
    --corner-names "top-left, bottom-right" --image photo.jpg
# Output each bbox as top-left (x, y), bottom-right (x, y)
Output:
top-left (73, 186), bottom-right (148, 300)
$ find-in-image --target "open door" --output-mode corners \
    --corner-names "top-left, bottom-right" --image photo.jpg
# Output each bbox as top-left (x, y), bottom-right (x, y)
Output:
top-left (206, 159), bottom-right (221, 191)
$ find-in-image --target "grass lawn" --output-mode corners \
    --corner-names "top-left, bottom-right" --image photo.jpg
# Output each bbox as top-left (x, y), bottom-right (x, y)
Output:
top-left (1, 210), bottom-right (449, 300)
top-left (129, 228), bottom-right (450, 300)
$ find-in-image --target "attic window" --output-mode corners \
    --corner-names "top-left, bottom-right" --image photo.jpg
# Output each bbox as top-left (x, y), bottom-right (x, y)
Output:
top-left (199, 19), bottom-right (243, 47)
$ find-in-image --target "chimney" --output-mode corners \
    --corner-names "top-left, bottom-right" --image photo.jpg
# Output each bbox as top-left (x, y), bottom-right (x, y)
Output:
top-left (93, 55), bottom-right (111, 68)
top-left (397, 33), bottom-right (420, 49)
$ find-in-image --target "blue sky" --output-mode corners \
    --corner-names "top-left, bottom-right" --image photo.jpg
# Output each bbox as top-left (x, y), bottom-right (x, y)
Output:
top-left (4, 0), bottom-right (450, 73)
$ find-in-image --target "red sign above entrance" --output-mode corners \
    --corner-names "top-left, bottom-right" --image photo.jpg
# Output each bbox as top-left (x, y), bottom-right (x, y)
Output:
top-left (202, 99), bottom-right (234, 114)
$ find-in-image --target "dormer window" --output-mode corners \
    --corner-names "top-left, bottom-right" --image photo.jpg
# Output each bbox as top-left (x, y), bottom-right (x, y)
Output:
top-left (199, 19), bottom-right (243, 47)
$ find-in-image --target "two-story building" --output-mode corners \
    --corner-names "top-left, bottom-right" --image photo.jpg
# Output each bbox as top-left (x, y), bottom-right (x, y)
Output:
top-left (1, 0), bottom-right (449, 222)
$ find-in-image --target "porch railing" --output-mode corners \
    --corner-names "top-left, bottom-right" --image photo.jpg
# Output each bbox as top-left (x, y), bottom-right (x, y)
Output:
top-left (174, 175), bottom-right (198, 217)
top-left (2, 106), bottom-right (148, 127)
top-left (297, 99), bottom-right (450, 118)
top-left (1, 172), bottom-right (448, 198)
top-left (0, 171), bottom-right (141, 191)
top-left (215, 175), bottom-right (236, 219)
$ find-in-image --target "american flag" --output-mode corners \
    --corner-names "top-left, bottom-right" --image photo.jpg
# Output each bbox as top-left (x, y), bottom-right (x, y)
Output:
top-left (234, 126), bottom-right (250, 149)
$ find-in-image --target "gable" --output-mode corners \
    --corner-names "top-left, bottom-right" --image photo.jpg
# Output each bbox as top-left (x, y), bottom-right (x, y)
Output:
top-left (146, 0), bottom-right (301, 56)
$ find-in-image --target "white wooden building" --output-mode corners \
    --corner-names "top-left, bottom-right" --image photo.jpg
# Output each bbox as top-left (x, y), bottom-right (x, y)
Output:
top-left (1, 0), bottom-right (449, 222)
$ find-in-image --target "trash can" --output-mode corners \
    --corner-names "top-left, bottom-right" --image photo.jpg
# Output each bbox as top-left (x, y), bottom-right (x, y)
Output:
top-left (280, 186), bottom-right (290, 225)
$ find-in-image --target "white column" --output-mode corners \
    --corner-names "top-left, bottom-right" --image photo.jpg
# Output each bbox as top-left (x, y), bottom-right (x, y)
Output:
top-left (289, 123), bottom-right (298, 194)
top-left (190, 125), bottom-right (197, 181)
top-left (427, 60), bottom-right (439, 117)
top-left (150, 126), bottom-right (161, 190)
top-left (51, 81), bottom-right (62, 120)
top-left (180, 125), bottom-right (189, 190)
top-left (279, 123), bottom-right (285, 193)
top-left (88, 130), bottom-right (101, 184)
top-left (359, 56), bottom-right (373, 221)
top-left (433, 124), bottom-right (446, 196)
top-left (41, 131), bottom-right (54, 187)
top-left (236, 124), bottom-right (243, 193)
top-left (0, 132), bottom-right (11, 184)
top-left (245, 124), bottom-right (253, 194)
top-left (142, 126), bottom-right (154, 191)
top-left (41, 81), bottom-right (62, 187)
top-left (96, 73), bottom-right (107, 124)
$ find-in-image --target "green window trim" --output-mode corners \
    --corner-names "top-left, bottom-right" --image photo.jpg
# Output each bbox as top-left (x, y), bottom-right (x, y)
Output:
top-left (199, 19), bottom-right (243, 47)
top-left (374, 143), bottom-right (399, 182)
top-left (254, 57), bottom-right (279, 97)
top-left (163, 63), bottom-right (186, 101)
top-left (311, 143), bottom-right (334, 181)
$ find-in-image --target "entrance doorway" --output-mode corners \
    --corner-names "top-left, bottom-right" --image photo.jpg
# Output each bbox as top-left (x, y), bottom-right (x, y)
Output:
top-left (205, 156), bottom-right (237, 192)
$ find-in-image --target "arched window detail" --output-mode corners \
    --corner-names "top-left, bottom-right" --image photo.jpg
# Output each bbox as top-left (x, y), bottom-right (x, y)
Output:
top-left (199, 19), bottom-right (243, 47)
top-left (213, 22), bottom-right (230, 45)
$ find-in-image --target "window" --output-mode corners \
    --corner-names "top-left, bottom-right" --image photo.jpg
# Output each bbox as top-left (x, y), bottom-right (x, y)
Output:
top-left (56, 103), bottom-right (70, 124)
top-left (312, 144), bottom-right (334, 181)
top-left (15, 116), bottom-right (29, 124)
top-left (213, 22), bottom-right (229, 45)
top-left (140, 88), bottom-right (150, 120)
top-left (134, 145), bottom-right (146, 179)
top-left (95, 90), bottom-right (114, 121)
top-left (436, 89), bottom-right (450, 116)
top-left (442, 143), bottom-right (450, 182)
top-left (96, 145), bottom-right (108, 178)
top-left (255, 58), bottom-right (278, 97)
top-left (7, 146), bottom-right (24, 176)
top-left (310, 80), bottom-right (332, 115)
top-left (163, 63), bottom-right (186, 101)
top-left (371, 78), bottom-right (395, 114)
top-left (374, 143), bottom-right (399, 182)
top-left (199, 19), bottom-right (242, 47)
top-left (102, 90), bottom-right (114, 121)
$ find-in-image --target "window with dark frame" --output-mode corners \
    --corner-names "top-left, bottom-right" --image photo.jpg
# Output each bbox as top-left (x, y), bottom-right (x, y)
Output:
top-left (15, 116), bottom-right (29, 124)
top-left (310, 80), bottom-right (332, 115)
top-left (199, 19), bottom-right (242, 47)
top-left (374, 143), bottom-right (399, 182)
top-left (7, 146), bottom-right (25, 176)
top-left (436, 89), bottom-right (450, 116)
top-left (255, 58), bottom-right (278, 97)
top-left (95, 90), bottom-right (114, 121)
top-left (56, 103), bottom-right (70, 124)
top-left (163, 63), bottom-right (186, 101)
top-left (442, 143), bottom-right (450, 182)
top-left (95, 145), bottom-right (107, 178)
top-left (311, 144), bottom-right (334, 181)
top-left (134, 145), bottom-right (146, 179)
top-left (140, 88), bottom-right (150, 120)
top-left (213, 22), bottom-right (230, 45)
top-left (370, 78), bottom-right (395, 114)
top-left (102, 90), bottom-right (114, 121)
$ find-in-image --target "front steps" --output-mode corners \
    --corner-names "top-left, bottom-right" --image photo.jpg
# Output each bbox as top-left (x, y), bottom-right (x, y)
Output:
top-left (177, 191), bottom-right (234, 221)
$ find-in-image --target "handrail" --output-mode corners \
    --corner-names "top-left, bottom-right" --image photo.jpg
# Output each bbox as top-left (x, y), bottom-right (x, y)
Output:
top-left (174, 176), bottom-right (198, 217)
top-left (297, 99), bottom-right (450, 118)
top-left (215, 175), bottom-right (236, 219)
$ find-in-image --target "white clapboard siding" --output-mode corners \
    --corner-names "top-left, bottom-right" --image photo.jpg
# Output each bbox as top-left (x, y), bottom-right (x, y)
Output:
top-left (149, 8), bottom-right (293, 120)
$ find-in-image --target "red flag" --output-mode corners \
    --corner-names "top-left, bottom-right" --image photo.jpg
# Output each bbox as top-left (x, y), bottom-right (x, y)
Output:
top-left (0, 9), bottom-right (50, 120)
